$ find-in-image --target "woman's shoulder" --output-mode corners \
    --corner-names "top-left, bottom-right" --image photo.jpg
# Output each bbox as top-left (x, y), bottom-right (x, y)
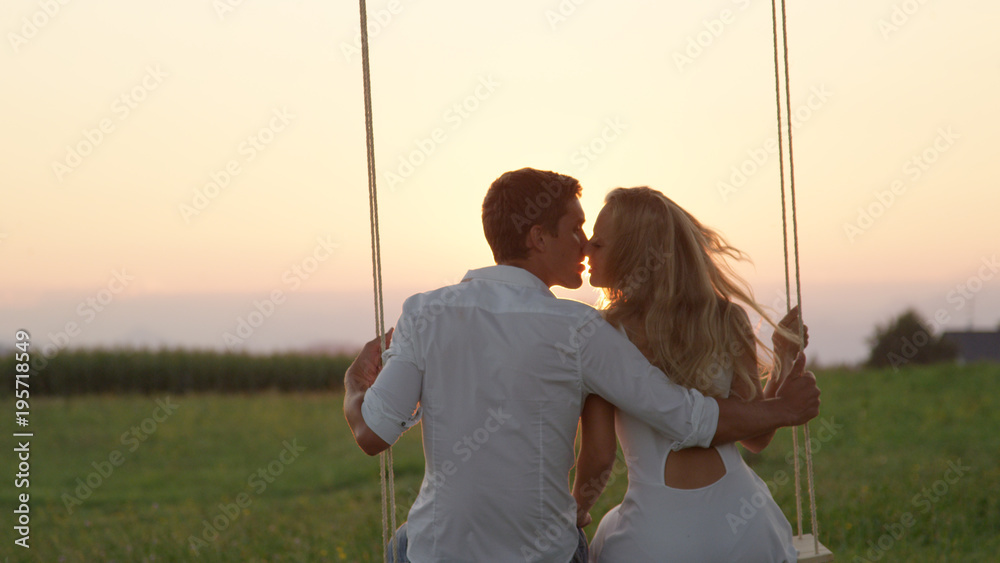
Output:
top-left (719, 298), bottom-right (749, 319)
top-left (718, 299), bottom-right (755, 341)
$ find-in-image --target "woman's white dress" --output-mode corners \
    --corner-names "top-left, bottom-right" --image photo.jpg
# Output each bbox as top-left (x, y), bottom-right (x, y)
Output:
top-left (589, 370), bottom-right (798, 562)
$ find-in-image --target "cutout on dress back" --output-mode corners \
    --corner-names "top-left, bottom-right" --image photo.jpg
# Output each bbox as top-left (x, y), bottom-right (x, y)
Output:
top-left (663, 446), bottom-right (727, 489)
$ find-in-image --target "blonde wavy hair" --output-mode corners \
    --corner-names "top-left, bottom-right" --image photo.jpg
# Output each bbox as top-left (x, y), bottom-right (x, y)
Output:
top-left (598, 187), bottom-right (797, 400)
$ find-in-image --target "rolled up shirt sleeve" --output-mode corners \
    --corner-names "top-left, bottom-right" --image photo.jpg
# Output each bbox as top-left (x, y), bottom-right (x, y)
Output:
top-left (361, 304), bottom-right (424, 445)
top-left (361, 357), bottom-right (422, 445)
top-left (579, 319), bottom-right (719, 449)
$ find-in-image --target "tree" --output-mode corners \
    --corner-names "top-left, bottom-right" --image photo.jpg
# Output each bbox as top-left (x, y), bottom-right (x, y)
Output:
top-left (866, 308), bottom-right (958, 370)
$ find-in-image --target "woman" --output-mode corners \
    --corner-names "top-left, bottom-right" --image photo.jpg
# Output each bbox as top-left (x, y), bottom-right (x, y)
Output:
top-left (572, 187), bottom-right (805, 562)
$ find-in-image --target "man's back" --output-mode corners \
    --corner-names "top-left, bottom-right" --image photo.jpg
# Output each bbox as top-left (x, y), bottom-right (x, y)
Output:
top-left (371, 266), bottom-right (592, 561)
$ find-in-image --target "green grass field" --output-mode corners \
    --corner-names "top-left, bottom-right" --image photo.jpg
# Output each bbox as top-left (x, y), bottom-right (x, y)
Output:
top-left (1, 363), bottom-right (997, 562)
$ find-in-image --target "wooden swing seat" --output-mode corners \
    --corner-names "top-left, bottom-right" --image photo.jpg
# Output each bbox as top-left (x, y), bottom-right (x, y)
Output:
top-left (794, 533), bottom-right (834, 562)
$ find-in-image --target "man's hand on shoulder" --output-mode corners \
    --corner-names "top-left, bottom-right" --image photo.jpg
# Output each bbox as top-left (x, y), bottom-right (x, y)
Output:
top-left (772, 352), bottom-right (820, 427)
top-left (712, 352), bottom-right (820, 446)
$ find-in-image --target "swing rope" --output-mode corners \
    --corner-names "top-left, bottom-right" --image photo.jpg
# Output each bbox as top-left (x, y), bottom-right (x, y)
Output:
top-left (769, 0), bottom-right (819, 554)
top-left (357, 0), bottom-right (398, 560)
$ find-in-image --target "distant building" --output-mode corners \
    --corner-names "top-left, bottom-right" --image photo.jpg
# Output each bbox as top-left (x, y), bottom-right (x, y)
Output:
top-left (941, 330), bottom-right (1000, 363)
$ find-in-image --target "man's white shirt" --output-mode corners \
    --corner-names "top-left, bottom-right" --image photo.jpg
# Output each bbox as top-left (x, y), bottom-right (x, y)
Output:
top-left (362, 265), bottom-right (719, 562)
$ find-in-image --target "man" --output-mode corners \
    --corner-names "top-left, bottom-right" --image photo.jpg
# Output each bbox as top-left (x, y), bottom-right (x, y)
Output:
top-left (344, 168), bottom-right (820, 562)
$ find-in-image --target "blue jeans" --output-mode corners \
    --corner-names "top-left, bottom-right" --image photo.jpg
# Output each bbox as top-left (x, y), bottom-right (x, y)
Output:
top-left (386, 522), bottom-right (589, 562)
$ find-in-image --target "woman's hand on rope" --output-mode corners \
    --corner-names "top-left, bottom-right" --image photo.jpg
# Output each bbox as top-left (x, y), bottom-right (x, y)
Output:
top-left (773, 305), bottom-right (808, 373)
top-left (345, 328), bottom-right (393, 393)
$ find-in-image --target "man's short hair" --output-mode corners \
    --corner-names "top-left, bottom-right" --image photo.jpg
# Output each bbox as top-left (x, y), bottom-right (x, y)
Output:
top-left (482, 168), bottom-right (582, 263)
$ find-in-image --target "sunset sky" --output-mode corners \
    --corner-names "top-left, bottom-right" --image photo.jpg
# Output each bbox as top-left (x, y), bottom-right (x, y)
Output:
top-left (2, 0), bottom-right (998, 365)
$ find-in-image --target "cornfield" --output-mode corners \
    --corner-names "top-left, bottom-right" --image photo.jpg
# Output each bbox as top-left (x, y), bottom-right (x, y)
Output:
top-left (1, 348), bottom-right (355, 396)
